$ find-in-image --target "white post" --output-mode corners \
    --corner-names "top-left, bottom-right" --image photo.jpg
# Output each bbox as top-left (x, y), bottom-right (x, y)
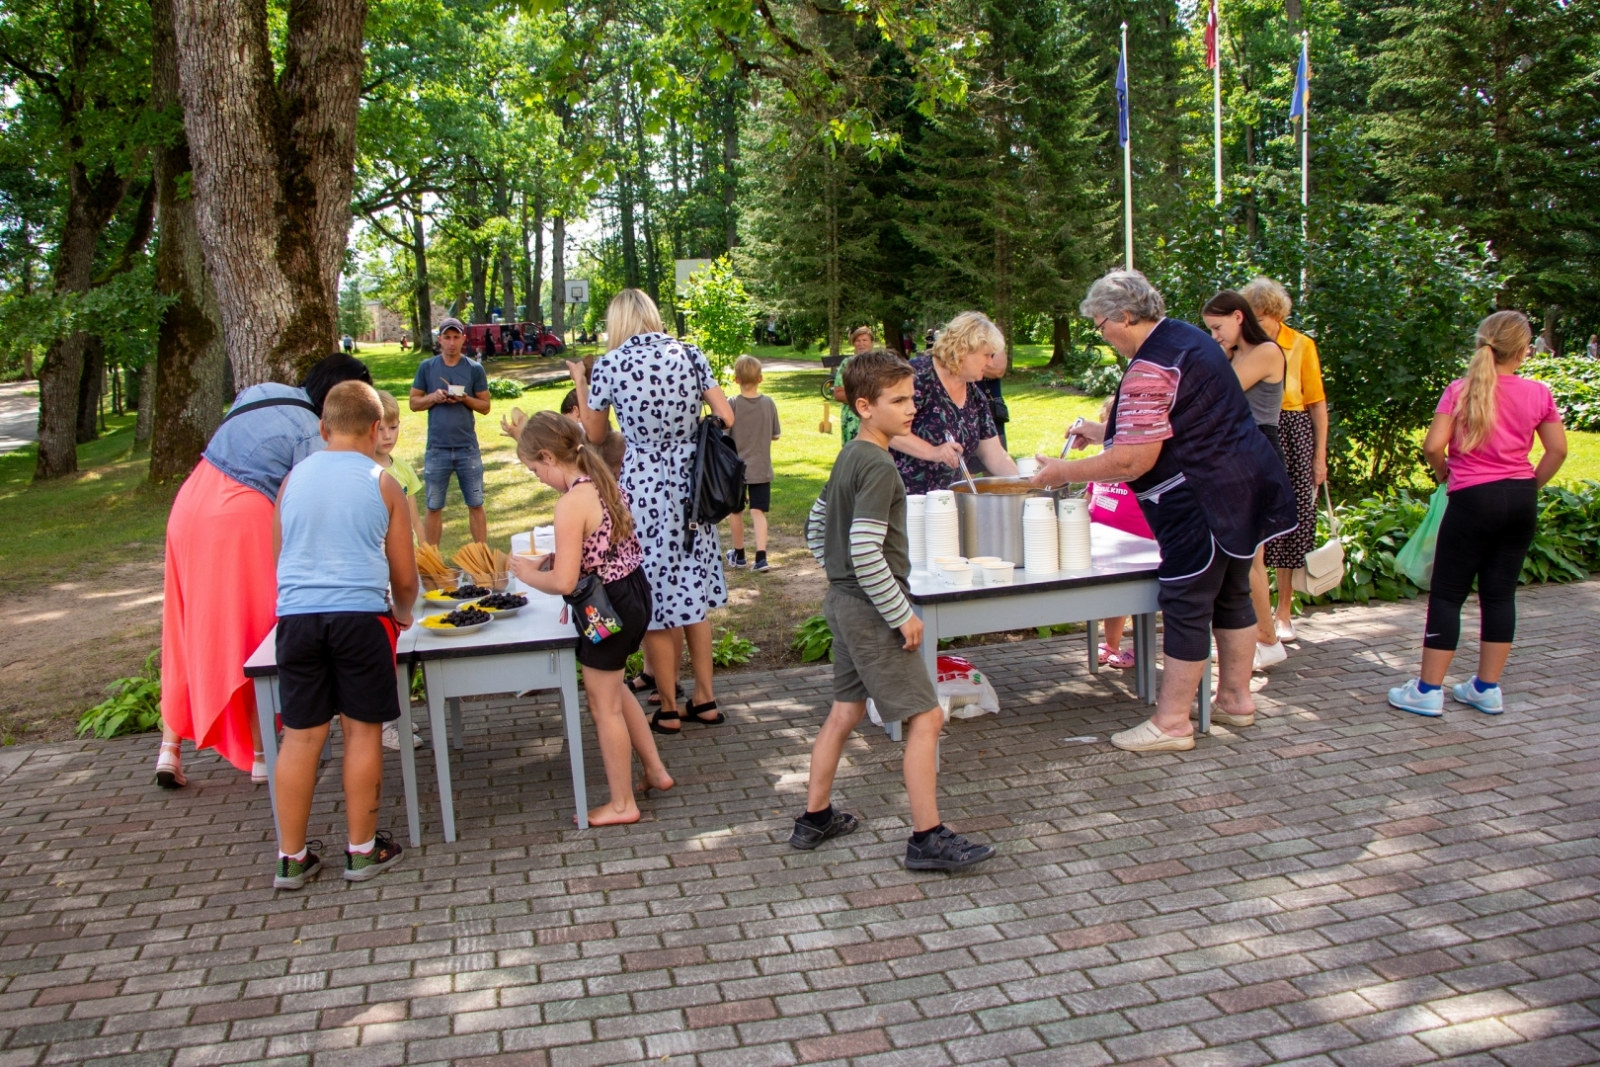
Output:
top-left (1213, 4), bottom-right (1223, 205)
top-left (1122, 21), bottom-right (1134, 271)
top-left (1300, 30), bottom-right (1309, 295)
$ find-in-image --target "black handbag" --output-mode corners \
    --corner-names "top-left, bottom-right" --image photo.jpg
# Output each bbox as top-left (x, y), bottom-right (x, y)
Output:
top-left (564, 573), bottom-right (625, 645)
top-left (686, 414), bottom-right (746, 552)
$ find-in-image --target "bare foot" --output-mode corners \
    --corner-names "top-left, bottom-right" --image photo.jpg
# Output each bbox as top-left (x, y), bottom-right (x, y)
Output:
top-left (634, 769), bottom-right (675, 796)
top-left (578, 803), bottom-right (641, 827)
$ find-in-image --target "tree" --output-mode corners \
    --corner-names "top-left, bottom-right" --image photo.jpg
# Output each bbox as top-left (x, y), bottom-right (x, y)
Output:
top-left (170, 0), bottom-right (365, 387)
top-left (682, 254), bottom-right (752, 382)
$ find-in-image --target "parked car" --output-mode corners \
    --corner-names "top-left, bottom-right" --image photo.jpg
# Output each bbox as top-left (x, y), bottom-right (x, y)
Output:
top-left (458, 321), bottom-right (563, 358)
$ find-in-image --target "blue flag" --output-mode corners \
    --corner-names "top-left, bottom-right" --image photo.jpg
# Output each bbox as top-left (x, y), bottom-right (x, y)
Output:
top-left (1115, 45), bottom-right (1129, 147)
top-left (1289, 39), bottom-right (1310, 120)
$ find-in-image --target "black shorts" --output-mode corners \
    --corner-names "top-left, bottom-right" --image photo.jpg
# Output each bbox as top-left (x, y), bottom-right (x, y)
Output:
top-left (275, 613), bottom-right (401, 730)
top-left (745, 482), bottom-right (771, 512)
top-left (1158, 547), bottom-right (1256, 662)
top-left (575, 568), bottom-right (652, 672)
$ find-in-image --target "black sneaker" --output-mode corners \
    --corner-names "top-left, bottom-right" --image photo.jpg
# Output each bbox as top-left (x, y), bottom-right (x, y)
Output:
top-left (752, 558), bottom-right (770, 572)
top-left (904, 827), bottom-right (995, 871)
top-left (344, 830), bottom-right (403, 882)
top-left (274, 842), bottom-right (324, 890)
top-left (725, 550), bottom-right (748, 569)
top-left (789, 809), bottom-right (859, 850)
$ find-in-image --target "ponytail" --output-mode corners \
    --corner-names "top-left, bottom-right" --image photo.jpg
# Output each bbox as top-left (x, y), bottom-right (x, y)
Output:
top-left (1454, 310), bottom-right (1531, 453)
top-left (517, 410), bottom-right (635, 542)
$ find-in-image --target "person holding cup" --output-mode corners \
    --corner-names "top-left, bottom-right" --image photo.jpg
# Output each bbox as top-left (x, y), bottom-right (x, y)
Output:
top-left (410, 317), bottom-right (492, 546)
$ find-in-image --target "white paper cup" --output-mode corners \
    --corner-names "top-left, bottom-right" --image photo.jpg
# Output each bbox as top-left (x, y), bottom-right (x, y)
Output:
top-left (982, 561), bottom-right (1015, 584)
top-left (967, 556), bottom-right (1002, 567)
top-left (933, 555), bottom-right (968, 566)
top-left (1015, 456), bottom-right (1039, 478)
top-left (940, 563), bottom-right (974, 587)
top-left (907, 494), bottom-right (927, 512)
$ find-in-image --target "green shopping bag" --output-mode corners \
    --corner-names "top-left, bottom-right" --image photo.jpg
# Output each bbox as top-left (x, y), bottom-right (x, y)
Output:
top-left (1395, 486), bottom-right (1448, 590)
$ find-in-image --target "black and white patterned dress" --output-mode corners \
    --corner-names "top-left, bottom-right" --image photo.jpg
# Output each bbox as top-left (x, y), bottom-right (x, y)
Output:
top-left (586, 332), bottom-right (727, 629)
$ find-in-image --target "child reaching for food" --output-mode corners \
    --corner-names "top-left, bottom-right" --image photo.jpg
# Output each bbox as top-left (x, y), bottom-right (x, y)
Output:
top-left (507, 411), bottom-right (672, 826)
top-left (375, 390), bottom-right (423, 543)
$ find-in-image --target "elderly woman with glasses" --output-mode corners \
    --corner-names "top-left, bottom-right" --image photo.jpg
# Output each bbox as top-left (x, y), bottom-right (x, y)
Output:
top-left (1031, 270), bottom-right (1296, 754)
top-left (891, 311), bottom-right (1019, 495)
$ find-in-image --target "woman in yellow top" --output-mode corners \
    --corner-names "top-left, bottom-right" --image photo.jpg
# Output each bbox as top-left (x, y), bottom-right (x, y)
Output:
top-left (1243, 278), bottom-right (1327, 641)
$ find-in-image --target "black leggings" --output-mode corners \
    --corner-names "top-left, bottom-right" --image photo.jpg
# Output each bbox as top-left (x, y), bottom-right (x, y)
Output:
top-left (1423, 479), bottom-right (1537, 651)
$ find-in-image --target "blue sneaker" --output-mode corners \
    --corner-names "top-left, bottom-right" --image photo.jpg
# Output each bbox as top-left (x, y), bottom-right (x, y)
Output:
top-left (1388, 679), bottom-right (1444, 717)
top-left (1452, 678), bottom-right (1504, 715)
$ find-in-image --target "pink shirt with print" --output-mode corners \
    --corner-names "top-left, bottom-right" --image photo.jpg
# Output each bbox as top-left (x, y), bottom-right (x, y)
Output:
top-left (1436, 375), bottom-right (1560, 492)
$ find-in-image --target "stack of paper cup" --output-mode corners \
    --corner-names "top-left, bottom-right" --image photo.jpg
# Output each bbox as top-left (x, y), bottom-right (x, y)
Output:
top-left (924, 490), bottom-right (960, 562)
top-left (906, 495), bottom-right (927, 569)
top-left (1022, 496), bottom-right (1059, 573)
top-left (1059, 498), bottom-right (1092, 570)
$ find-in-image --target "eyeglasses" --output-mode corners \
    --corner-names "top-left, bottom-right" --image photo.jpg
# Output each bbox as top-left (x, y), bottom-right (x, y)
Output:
top-left (1094, 317), bottom-right (1113, 333)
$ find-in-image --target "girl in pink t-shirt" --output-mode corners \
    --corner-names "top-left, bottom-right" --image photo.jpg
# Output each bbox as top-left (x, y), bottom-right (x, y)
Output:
top-left (1089, 480), bottom-right (1153, 669)
top-left (1387, 311), bottom-right (1567, 720)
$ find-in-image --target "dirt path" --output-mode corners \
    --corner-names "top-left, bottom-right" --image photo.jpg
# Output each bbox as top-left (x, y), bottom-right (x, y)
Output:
top-left (0, 555), bottom-right (165, 744)
top-left (0, 380), bottom-right (39, 455)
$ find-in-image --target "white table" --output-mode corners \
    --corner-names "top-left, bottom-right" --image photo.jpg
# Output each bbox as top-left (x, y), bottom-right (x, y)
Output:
top-left (901, 526), bottom-right (1212, 738)
top-left (411, 588), bottom-right (587, 837)
top-left (244, 626), bottom-right (424, 847)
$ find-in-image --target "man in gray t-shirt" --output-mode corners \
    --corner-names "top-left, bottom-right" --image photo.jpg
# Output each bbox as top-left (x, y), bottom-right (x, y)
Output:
top-left (409, 318), bottom-right (492, 544)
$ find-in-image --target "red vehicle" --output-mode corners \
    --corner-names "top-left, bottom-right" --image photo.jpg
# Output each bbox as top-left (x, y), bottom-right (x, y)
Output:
top-left (459, 321), bottom-right (564, 358)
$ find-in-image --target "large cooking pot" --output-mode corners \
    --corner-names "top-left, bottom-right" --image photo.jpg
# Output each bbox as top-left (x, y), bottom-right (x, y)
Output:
top-left (952, 477), bottom-right (1056, 563)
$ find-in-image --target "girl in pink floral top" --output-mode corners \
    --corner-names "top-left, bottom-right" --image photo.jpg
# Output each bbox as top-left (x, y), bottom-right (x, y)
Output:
top-left (509, 412), bottom-right (671, 826)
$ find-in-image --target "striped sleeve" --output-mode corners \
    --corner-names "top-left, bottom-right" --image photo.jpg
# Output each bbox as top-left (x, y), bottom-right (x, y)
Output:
top-left (849, 518), bottom-right (913, 628)
top-left (805, 495), bottom-right (828, 566)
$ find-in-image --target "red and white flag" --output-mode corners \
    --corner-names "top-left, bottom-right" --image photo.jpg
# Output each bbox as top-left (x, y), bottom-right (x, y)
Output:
top-left (1205, 0), bottom-right (1219, 69)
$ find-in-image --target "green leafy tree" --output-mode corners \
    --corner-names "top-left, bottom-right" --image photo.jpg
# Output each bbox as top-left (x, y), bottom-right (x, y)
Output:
top-left (682, 254), bottom-right (752, 382)
top-left (338, 277), bottom-right (372, 340)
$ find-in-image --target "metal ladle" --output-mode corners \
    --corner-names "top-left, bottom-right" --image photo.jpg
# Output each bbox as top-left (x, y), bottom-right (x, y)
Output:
top-left (946, 433), bottom-right (978, 494)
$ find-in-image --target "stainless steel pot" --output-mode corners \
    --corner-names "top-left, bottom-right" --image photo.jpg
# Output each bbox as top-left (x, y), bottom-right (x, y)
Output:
top-left (952, 477), bottom-right (1055, 563)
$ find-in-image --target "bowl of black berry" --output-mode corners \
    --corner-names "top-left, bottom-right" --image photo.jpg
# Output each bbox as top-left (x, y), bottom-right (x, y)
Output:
top-left (420, 605), bottom-right (494, 635)
top-left (471, 592), bottom-right (528, 617)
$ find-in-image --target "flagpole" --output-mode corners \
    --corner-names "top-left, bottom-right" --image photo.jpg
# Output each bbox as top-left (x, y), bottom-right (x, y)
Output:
top-left (1212, 3), bottom-right (1222, 205)
top-left (1299, 30), bottom-right (1309, 294)
top-left (1121, 21), bottom-right (1133, 270)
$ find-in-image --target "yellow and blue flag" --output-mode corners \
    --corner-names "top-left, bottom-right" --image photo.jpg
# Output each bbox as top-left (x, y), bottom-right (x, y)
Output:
top-left (1115, 42), bottom-right (1129, 146)
top-left (1289, 38), bottom-right (1310, 120)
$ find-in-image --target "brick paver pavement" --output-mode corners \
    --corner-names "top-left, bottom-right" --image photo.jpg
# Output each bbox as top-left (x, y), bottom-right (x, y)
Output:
top-left (2, 583), bottom-right (1597, 1067)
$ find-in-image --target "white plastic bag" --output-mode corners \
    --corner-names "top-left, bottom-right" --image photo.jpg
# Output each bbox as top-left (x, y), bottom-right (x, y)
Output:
top-left (867, 655), bottom-right (1000, 725)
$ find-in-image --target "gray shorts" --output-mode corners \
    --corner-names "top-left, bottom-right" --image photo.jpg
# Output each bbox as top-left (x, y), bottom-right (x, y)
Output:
top-left (823, 587), bottom-right (939, 724)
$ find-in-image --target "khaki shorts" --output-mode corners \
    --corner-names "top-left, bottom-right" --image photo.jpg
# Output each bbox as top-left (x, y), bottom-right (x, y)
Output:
top-left (823, 587), bottom-right (940, 724)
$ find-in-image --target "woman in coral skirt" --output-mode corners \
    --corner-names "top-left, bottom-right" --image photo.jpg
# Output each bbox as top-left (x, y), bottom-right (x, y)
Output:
top-left (156, 355), bottom-right (372, 787)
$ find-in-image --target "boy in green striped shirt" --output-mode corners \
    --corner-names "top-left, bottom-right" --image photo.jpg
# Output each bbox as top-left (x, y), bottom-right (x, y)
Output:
top-left (797, 350), bottom-right (995, 872)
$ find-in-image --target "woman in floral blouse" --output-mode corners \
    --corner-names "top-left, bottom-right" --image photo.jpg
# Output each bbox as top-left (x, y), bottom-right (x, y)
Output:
top-left (892, 311), bottom-right (1019, 495)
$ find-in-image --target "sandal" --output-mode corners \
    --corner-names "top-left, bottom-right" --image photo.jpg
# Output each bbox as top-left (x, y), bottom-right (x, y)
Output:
top-left (155, 741), bottom-right (186, 789)
top-left (626, 671), bottom-right (656, 695)
top-left (1106, 648), bottom-right (1136, 670)
top-left (649, 710), bottom-right (681, 735)
top-left (684, 700), bottom-right (724, 725)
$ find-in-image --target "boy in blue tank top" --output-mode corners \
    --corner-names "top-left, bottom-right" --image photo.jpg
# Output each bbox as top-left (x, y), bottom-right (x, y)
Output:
top-left (271, 381), bottom-right (419, 890)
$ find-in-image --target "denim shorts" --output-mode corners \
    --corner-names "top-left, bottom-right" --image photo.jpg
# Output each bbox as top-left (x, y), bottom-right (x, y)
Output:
top-left (424, 446), bottom-right (485, 511)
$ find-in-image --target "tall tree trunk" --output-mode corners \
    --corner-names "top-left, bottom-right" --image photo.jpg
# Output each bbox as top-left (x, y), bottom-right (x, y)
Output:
top-left (519, 193), bottom-right (533, 322)
top-left (35, 163), bottom-right (133, 479)
top-left (1543, 306), bottom-right (1560, 355)
top-left (172, 0), bottom-right (366, 387)
top-left (532, 196), bottom-right (545, 322)
top-left (149, 0), bottom-right (228, 483)
top-left (825, 155), bottom-right (840, 359)
top-left (620, 175), bottom-right (640, 288)
top-left (411, 204), bottom-right (432, 344)
top-left (76, 336), bottom-right (105, 443)
top-left (551, 214), bottom-right (567, 340)
top-left (135, 361), bottom-right (156, 443)
top-left (722, 83), bottom-right (739, 251)
top-left (495, 178), bottom-right (515, 321)
top-left (1048, 314), bottom-right (1074, 367)
top-left (470, 249), bottom-right (487, 323)
top-left (485, 256), bottom-right (499, 319)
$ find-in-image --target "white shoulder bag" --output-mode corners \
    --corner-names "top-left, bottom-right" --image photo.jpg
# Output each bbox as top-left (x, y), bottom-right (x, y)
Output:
top-left (1291, 483), bottom-right (1346, 597)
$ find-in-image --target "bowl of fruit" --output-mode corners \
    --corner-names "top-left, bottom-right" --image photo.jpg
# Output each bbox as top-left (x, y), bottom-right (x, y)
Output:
top-left (471, 591), bottom-right (528, 618)
top-left (420, 605), bottom-right (494, 636)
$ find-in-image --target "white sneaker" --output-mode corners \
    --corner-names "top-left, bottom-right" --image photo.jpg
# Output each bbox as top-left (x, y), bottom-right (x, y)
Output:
top-left (251, 751), bottom-right (268, 784)
top-left (1253, 640), bottom-right (1288, 672)
top-left (1275, 619), bottom-right (1297, 642)
top-left (382, 724), bottom-right (422, 751)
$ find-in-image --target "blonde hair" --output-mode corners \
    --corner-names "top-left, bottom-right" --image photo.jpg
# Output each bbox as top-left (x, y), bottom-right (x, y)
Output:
top-left (1240, 277), bottom-right (1292, 322)
top-left (1454, 310), bottom-right (1532, 453)
top-left (376, 388), bottom-right (400, 424)
top-left (604, 289), bottom-right (664, 348)
top-left (931, 311), bottom-right (1005, 375)
top-left (516, 411), bottom-right (635, 543)
top-left (322, 381), bottom-right (384, 435)
top-left (733, 355), bottom-right (763, 386)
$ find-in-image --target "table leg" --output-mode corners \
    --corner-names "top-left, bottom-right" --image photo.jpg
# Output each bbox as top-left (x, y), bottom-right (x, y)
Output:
top-left (558, 650), bottom-right (589, 830)
top-left (1197, 657), bottom-right (1213, 735)
top-left (449, 697), bottom-right (464, 751)
top-left (1087, 617), bottom-right (1100, 675)
top-left (424, 662), bottom-right (457, 843)
top-left (1130, 614), bottom-right (1148, 703)
top-left (395, 664), bottom-right (421, 847)
top-left (253, 678), bottom-right (281, 844)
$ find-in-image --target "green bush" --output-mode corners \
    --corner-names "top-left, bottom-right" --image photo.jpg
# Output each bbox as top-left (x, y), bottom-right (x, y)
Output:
top-left (1078, 363), bottom-right (1123, 398)
top-left (77, 653), bottom-right (162, 739)
top-left (1523, 355), bottom-right (1600, 431)
top-left (711, 630), bottom-right (759, 668)
top-left (487, 378), bottom-right (525, 399)
top-left (791, 613), bottom-right (834, 662)
top-left (1305, 481), bottom-right (1600, 606)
